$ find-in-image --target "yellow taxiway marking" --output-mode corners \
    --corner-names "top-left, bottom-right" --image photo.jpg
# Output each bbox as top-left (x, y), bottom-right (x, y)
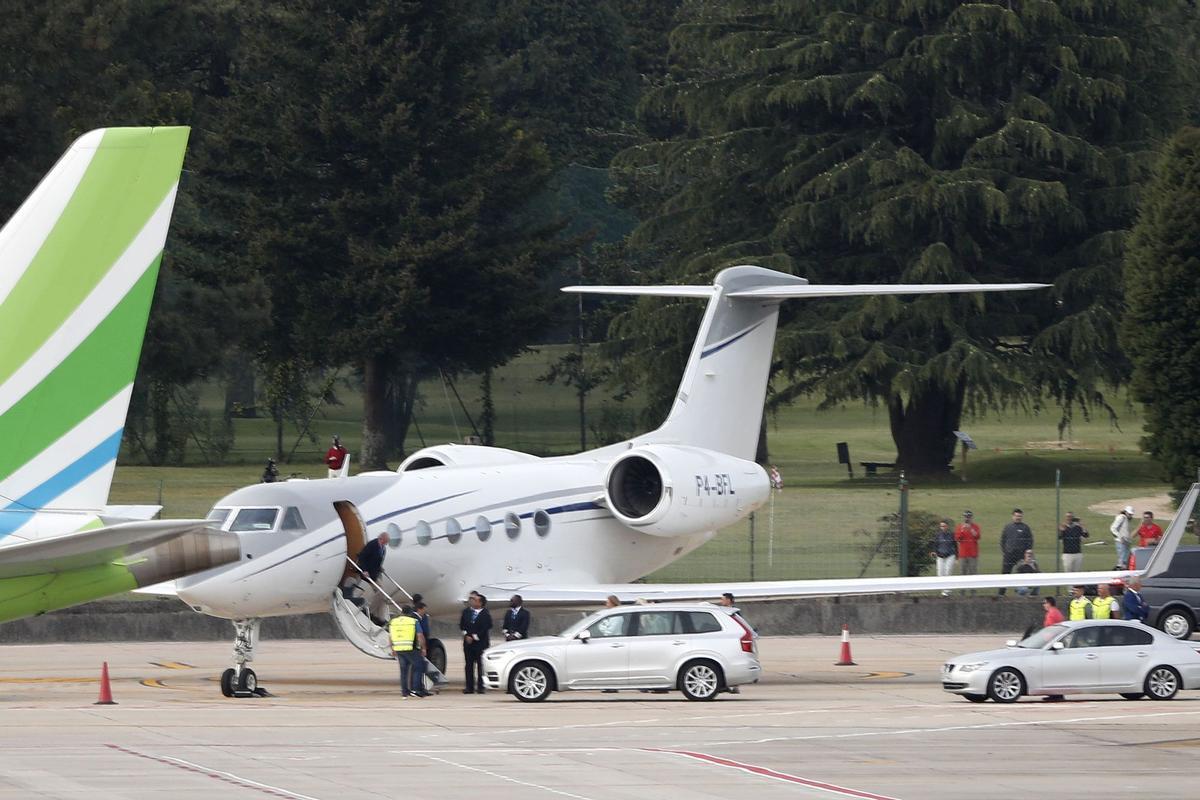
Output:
top-left (862, 671), bottom-right (913, 679)
top-left (149, 662), bottom-right (194, 670)
top-left (140, 679), bottom-right (182, 690)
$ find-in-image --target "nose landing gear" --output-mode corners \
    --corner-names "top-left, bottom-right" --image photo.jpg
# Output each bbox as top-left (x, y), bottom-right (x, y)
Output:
top-left (221, 618), bottom-right (270, 698)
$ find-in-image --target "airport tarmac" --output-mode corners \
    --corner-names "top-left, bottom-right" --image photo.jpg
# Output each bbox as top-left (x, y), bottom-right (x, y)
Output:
top-left (1, 633), bottom-right (1198, 800)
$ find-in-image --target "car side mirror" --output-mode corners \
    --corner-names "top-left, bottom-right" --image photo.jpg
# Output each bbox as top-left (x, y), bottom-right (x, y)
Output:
top-left (576, 630), bottom-right (590, 643)
top-left (1051, 641), bottom-right (1065, 651)
top-left (1005, 639), bottom-right (1017, 648)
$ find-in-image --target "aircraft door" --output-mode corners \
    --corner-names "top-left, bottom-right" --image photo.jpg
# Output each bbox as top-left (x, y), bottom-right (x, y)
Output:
top-left (334, 501), bottom-right (367, 583)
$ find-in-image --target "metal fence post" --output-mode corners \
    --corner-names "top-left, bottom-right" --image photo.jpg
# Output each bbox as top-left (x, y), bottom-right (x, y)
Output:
top-left (898, 471), bottom-right (909, 577)
top-left (1054, 469), bottom-right (1062, 573)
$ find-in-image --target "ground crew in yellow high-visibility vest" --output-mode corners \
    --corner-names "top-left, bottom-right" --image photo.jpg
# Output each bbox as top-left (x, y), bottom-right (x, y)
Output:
top-left (1068, 585), bottom-right (1091, 621)
top-left (1091, 583), bottom-right (1121, 620)
top-left (388, 606), bottom-right (428, 697)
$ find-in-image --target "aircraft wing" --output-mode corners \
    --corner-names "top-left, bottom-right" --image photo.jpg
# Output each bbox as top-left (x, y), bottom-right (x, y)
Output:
top-left (479, 485), bottom-right (1196, 607)
top-left (0, 519), bottom-right (240, 622)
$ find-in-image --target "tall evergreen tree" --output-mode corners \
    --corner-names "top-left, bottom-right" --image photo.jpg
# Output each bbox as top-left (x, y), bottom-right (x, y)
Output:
top-left (1122, 127), bottom-right (1200, 492)
top-left (214, 0), bottom-right (566, 469)
top-left (610, 0), bottom-right (1194, 473)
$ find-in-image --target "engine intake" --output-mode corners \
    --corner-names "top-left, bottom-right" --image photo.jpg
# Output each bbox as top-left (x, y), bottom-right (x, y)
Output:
top-left (603, 445), bottom-right (769, 537)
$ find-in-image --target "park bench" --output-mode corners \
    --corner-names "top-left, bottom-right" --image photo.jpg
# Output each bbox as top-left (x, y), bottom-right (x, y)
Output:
top-left (859, 461), bottom-right (897, 477)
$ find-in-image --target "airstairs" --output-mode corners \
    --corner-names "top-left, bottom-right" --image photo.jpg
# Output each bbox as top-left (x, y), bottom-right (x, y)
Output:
top-left (330, 558), bottom-right (408, 660)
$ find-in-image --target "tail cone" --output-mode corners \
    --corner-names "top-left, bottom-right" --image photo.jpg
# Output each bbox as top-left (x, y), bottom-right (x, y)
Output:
top-left (835, 624), bottom-right (856, 666)
top-left (94, 661), bottom-right (116, 705)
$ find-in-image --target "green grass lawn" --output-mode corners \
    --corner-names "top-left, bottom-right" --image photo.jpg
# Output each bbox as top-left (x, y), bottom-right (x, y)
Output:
top-left (110, 345), bottom-right (1175, 584)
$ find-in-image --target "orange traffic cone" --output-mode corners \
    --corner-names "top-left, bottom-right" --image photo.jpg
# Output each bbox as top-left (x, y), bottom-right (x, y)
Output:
top-left (94, 661), bottom-right (116, 705)
top-left (835, 624), bottom-right (857, 666)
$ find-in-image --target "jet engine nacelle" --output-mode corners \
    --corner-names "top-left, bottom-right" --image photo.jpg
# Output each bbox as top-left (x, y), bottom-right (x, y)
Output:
top-left (398, 444), bottom-right (540, 472)
top-left (603, 445), bottom-right (770, 537)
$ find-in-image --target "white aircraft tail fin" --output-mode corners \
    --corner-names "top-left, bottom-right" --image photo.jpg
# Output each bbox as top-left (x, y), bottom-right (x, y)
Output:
top-left (0, 127), bottom-right (190, 543)
top-left (565, 266), bottom-right (1047, 460)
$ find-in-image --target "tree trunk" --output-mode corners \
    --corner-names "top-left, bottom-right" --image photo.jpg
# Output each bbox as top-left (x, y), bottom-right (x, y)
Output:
top-left (887, 379), bottom-right (965, 476)
top-left (480, 368), bottom-right (496, 447)
top-left (361, 355), bottom-right (390, 470)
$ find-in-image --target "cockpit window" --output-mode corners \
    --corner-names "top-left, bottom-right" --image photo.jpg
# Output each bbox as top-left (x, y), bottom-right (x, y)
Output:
top-left (281, 507), bottom-right (305, 530)
top-left (206, 508), bottom-right (231, 526)
top-left (230, 508), bottom-right (279, 531)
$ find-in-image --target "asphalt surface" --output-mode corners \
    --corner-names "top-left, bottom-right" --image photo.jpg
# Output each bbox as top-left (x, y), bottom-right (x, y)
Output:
top-left (1, 634), bottom-right (1198, 799)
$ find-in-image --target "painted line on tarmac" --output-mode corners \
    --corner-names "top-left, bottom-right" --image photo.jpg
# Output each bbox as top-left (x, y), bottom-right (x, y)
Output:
top-left (149, 661), bottom-right (194, 670)
top-left (105, 744), bottom-right (324, 800)
top-left (646, 749), bottom-right (900, 800)
top-left (413, 753), bottom-right (600, 800)
top-left (708, 709), bottom-right (1200, 746)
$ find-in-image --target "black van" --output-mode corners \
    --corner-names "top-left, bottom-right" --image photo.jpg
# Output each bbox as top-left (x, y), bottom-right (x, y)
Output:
top-left (1130, 545), bottom-right (1200, 639)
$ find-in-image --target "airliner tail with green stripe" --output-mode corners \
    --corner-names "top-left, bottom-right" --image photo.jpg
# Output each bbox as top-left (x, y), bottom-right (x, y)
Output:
top-left (0, 127), bottom-right (239, 623)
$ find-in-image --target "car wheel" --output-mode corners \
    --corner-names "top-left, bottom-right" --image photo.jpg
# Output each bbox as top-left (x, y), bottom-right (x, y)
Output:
top-left (986, 668), bottom-right (1024, 704)
top-left (1120, 692), bottom-right (1144, 700)
top-left (1159, 609), bottom-right (1194, 641)
top-left (1145, 666), bottom-right (1181, 701)
top-left (679, 660), bottom-right (723, 701)
top-left (509, 661), bottom-right (552, 703)
top-left (962, 693), bottom-right (987, 703)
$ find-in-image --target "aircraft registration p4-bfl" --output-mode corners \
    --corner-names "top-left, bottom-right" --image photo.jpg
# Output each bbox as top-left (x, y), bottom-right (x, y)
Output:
top-left (0, 127), bottom-right (240, 624)
top-left (152, 266), bottom-right (1192, 697)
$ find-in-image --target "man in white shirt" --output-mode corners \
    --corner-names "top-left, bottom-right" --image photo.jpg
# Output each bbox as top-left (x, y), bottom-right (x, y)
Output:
top-left (1110, 505), bottom-right (1134, 569)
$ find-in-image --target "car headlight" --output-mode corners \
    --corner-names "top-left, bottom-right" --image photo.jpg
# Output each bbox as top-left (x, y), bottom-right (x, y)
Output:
top-left (485, 650), bottom-right (511, 660)
top-left (957, 662), bottom-right (989, 673)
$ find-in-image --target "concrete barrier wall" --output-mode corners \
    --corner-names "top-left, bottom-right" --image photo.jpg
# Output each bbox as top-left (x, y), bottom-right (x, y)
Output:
top-left (0, 594), bottom-right (1051, 644)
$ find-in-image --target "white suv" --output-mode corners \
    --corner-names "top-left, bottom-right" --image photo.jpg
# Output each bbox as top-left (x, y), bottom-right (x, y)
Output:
top-left (482, 603), bottom-right (761, 702)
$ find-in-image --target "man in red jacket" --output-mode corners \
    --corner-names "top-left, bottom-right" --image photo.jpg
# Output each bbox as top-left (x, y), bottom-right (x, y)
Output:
top-left (954, 510), bottom-right (982, 587)
top-left (1137, 511), bottom-right (1163, 547)
top-left (326, 435), bottom-right (349, 478)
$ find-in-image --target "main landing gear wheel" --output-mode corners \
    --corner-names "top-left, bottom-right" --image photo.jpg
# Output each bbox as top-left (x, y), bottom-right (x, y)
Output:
top-left (220, 669), bottom-right (236, 698)
top-left (427, 638), bottom-right (447, 674)
top-left (238, 668), bottom-right (258, 694)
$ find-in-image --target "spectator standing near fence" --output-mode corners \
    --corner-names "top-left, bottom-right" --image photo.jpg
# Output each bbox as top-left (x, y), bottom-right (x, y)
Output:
top-left (325, 435), bottom-right (349, 478)
top-left (1137, 512), bottom-right (1163, 548)
top-left (1110, 506), bottom-right (1135, 568)
top-left (930, 521), bottom-right (957, 596)
top-left (955, 511), bottom-right (981, 595)
top-left (1058, 512), bottom-right (1088, 572)
top-left (1012, 549), bottom-right (1041, 596)
top-left (998, 509), bottom-right (1033, 596)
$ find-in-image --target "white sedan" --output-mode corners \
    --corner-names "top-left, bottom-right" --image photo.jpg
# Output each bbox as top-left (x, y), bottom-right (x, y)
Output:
top-left (482, 603), bottom-right (761, 702)
top-left (943, 620), bottom-right (1200, 703)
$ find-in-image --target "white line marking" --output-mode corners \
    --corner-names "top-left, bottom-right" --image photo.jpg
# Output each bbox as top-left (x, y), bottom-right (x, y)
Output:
top-left (709, 709), bottom-right (1200, 746)
top-left (413, 753), bottom-right (600, 800)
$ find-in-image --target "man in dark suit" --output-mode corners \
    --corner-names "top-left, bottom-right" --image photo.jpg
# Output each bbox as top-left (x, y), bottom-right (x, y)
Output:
top-left (503, 594), bottom-right (531, 641)
top-left (459, 591), bottom-right (493, 693)
top-left (346, 532), bottom-right (390, 625)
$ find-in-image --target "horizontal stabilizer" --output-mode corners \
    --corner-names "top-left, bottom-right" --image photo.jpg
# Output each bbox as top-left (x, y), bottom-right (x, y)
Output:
top-left (561, 285), bottom-right (717, 298)
top-left (725, 282), bottom-right (1048, 299)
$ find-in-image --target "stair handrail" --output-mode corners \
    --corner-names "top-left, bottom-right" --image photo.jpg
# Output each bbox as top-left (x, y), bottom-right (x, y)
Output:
top-left (344, 556), bottom-right (406, 615)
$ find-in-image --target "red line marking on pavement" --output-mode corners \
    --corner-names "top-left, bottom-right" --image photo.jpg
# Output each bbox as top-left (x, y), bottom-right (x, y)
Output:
top-left (646, 748), bottom-right (900, 800)
top-left (105, 744), bottom-right (320, 800)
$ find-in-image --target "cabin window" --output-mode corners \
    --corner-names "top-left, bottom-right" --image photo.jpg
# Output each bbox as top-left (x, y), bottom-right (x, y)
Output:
top-left (230, 508), bottom-right (279, 532)
top-left (446, 518), bottom-right (462, 544)
top-left (415, 520), bottom-right (432, 546)
top-left (475, 515), bottom-right (492, 541)
top-left (281, 507), bottom-right (305, 530)
top-left (387, 522), bottom-right (402, 547)
top-left (533, 509), bottom-right (551, 537)
top-left (505, 512), bottom-right (521, 540)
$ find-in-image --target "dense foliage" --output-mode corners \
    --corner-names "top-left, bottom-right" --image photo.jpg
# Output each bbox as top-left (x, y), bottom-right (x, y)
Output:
top-left (609, 0), bottom-right (1194, 472)
top-left (1122, 128), bottom-right (1200, 492)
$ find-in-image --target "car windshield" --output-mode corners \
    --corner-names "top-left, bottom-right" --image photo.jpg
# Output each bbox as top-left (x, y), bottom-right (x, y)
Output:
top-left (1017, 624), bottom-right (1068, 649)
